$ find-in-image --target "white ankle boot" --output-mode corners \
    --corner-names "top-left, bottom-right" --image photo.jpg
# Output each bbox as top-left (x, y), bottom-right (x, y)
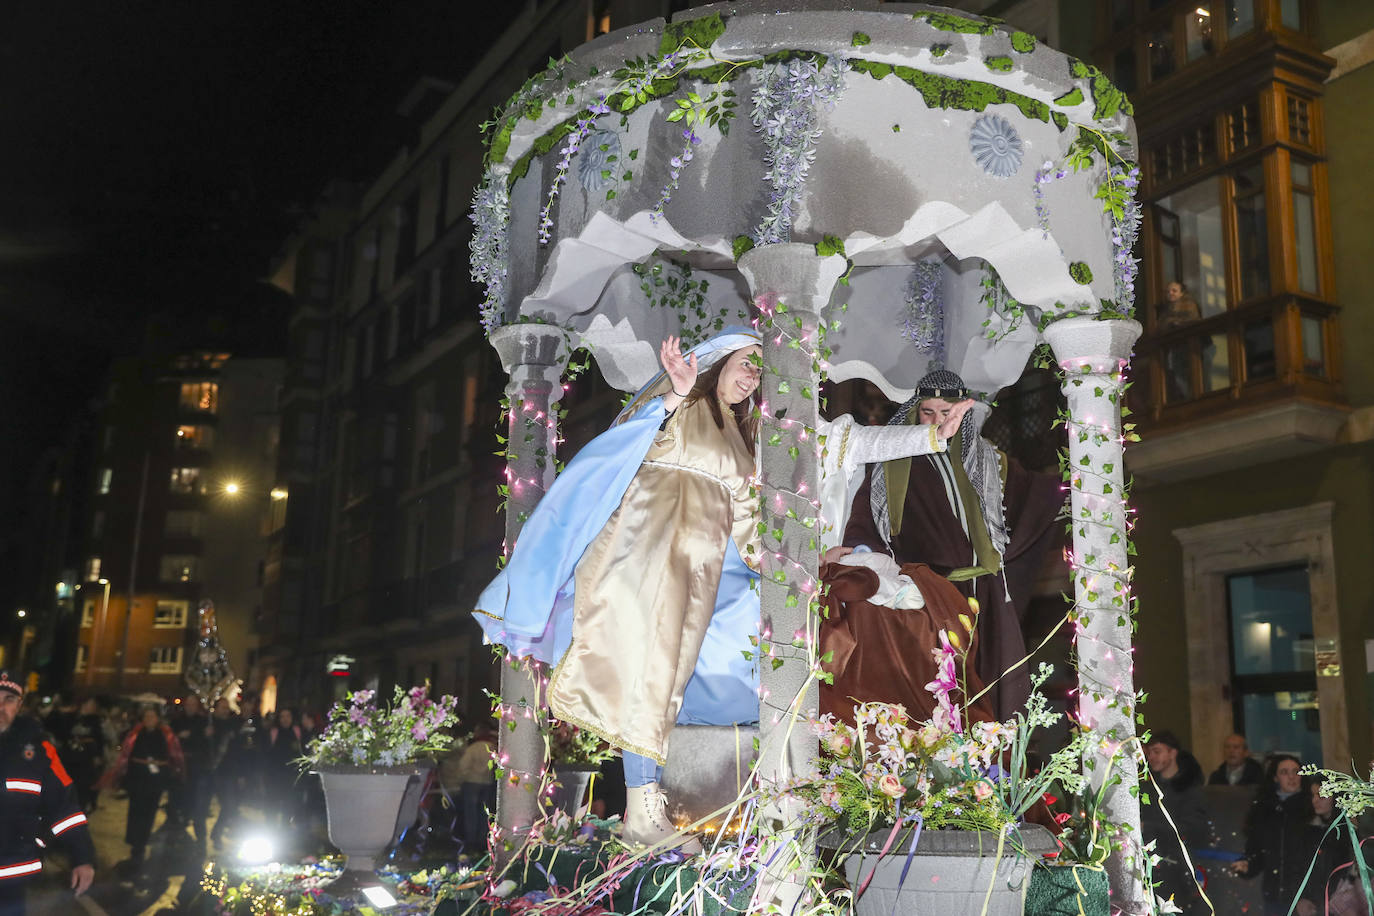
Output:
top-left (623, 783), bottom-right (703, 855)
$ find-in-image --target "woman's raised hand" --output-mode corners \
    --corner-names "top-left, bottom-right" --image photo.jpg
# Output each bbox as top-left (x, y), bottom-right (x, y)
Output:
top-left (936, 399), bottom-right (974, 440)
top-left (659, 336), bottom-right (698, 410)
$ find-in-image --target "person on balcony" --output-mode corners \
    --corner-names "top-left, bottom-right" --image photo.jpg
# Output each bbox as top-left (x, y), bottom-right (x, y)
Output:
top-left (475, 328), bottom-right (763, 853)
top-left (1159, 281), bottom-right (1201, 329)
top-left (1159, 281), bottom-right (1201, 402)
top-left (841, 369), bottom-right (1062, 720)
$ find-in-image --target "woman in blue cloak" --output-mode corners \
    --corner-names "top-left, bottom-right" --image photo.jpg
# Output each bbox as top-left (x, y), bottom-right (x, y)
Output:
top-left (474, 327), bottom-right (763, 851)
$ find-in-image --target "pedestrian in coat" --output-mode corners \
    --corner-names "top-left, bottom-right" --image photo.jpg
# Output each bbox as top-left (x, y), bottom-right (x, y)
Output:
top-left (1232, 755), bottom-right (1324, 916)
top-left (105, 706), bottom-right (184, 865)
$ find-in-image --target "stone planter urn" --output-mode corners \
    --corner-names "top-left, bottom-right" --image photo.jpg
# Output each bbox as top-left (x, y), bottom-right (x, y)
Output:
top-left (547, 765), bottom-right (598, 818)
top-left (318, 763), bottom-right (433, 883)
top-left (825, 824), bottom-right (1058, 916)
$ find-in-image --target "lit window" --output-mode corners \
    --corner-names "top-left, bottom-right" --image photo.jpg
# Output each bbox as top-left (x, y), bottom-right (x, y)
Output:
top-left (98, 468), bottom-right (113, 495)
top-left (85, 557), bottom-right (102, 581)
top-left (179, 382), bottom-right (219, 413)
top-left (1185, 4), bottom-right (1213, 62)
top-left (1153, 177), bottom-right (1228, 320)
top-left (153, 600), bottom-right (188, 628)
top-left (81, 602), bottom-right (96, 628)
top-left (1300, 314), bottom-right (1326, 378)
top-left (175, 425), bottom-right (215, 450)
top-left (169, 467), bottom-right (204, 495)
top-left (75, 645), bottom-right (89, 673)
top-left (1291, 160), bottom-right (1318, 293)
top-left (159, 555), bottom-right (200, 583)
top-left (148, 646), bottom-right (184, 674)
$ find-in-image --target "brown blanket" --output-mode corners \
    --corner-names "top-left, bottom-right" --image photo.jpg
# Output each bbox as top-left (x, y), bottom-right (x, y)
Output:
top-left (819, 559), bottom-right (996, 729)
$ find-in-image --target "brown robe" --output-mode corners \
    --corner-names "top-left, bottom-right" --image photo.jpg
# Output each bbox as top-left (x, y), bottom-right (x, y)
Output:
top-left (819, 560), bottom-right (996, 728)
top-left (841, 451), bottom-right (1061, 720)
top-left (819, 559), bottom-right (1060, 832)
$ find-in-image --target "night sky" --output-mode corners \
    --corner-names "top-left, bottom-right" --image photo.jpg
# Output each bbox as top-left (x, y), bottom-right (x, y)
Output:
top-left (0, 2), bottom-right (520, 524)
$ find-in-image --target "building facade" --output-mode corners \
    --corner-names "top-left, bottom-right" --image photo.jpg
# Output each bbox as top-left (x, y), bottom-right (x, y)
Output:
top-left (1099, 0), bottom-right (1374, 773)
top-left (74, 352), bottom-right (282, 695)
top-left (256, 2), bottom-right (682, 721)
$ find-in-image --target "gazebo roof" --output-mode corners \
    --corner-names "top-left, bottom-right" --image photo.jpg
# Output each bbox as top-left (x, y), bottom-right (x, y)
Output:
top-left (474, 1), bottom-right (1137, 399)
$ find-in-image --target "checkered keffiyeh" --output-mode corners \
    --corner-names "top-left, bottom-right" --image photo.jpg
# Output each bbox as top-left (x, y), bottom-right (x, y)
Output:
top-left (869, 370), bottom-right (1009, 560)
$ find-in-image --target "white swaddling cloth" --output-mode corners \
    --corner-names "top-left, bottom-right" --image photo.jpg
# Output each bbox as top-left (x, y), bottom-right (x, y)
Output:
top-left (835, 549), bottom-right (925, 609)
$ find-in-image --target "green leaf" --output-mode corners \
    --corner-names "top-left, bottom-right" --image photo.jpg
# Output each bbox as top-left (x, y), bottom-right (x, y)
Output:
top-left (814, 234), bottom-right (846, 258)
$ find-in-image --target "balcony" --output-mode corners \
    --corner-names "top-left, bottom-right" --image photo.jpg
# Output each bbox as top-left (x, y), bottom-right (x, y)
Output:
top-left (1128, 295), bottom-right (1347, 481)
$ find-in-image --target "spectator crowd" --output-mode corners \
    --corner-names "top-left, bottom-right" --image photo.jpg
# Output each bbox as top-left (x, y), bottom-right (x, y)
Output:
top-left (1140, 728), bottom-right (1369, 916)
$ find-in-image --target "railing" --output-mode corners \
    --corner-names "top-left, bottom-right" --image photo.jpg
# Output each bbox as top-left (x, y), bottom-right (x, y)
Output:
top-left (1132, 295), bottom-right (1341, 425)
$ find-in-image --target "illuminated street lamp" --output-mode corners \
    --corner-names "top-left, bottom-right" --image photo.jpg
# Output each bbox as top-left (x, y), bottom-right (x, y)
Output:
top-left (223, 481), bottom-right (241, 495)
top-left (87, 578), bottom-right (111, 687)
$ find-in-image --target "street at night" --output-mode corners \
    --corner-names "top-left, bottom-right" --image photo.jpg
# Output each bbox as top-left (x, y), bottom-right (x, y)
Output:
top-left (4, 2), bottom-right (1374, 915)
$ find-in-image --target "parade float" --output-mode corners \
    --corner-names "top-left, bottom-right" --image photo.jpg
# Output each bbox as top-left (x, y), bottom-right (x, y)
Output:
top-left (466, 2), bottom-right (1147, 914)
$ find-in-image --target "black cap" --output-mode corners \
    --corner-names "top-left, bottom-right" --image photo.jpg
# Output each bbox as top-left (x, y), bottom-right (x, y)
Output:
top-left (0, 671), bottom-right (23, 698)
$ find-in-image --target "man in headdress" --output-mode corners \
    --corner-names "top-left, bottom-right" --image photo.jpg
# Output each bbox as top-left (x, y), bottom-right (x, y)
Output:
top-left (840, 369), bottom-right (1062, 719)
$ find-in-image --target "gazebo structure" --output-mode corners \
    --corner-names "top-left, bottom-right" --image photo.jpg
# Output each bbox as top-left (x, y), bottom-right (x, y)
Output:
top-left (473, 2), bottom-right (1147, 911)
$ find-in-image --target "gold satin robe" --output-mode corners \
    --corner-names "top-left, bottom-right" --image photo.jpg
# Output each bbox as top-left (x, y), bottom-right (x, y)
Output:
top-left (547, 395), bottom-right (758, 764)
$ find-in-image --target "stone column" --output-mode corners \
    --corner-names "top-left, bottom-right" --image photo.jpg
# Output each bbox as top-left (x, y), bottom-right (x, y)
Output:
top-left (1042, 316), bottom-right (1146, 915)
top-left (738, 244), bottom-right (847, 904)
top-left (487, 323), bottom-right (571, 867)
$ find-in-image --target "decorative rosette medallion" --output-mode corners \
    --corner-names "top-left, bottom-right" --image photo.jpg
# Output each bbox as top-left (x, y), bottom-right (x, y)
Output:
top-left (577, 129), bottom-right (622, 193)
top-left (968, 114), bottom-right (1023, 179)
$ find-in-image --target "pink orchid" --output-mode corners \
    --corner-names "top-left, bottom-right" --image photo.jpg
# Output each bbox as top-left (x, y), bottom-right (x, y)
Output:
top-left (923, 630), bottom-right (963, 734)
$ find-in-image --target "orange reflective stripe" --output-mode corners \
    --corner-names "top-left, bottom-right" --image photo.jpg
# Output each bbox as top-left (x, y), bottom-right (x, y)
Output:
top-left (42, 741), bottom-right (73, 787)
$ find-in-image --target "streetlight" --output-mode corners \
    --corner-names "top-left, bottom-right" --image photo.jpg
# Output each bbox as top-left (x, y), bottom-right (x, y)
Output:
top-left (223, 481), bottom-right (241, 495)
top-left (15, 609), bottom-right (26, 619)
top-left (88, 578), bottom-right (111, 687)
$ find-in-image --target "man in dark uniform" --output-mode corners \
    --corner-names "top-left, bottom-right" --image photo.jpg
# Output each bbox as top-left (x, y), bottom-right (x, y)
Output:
top-left (0, 670), bottom-right (96, 916)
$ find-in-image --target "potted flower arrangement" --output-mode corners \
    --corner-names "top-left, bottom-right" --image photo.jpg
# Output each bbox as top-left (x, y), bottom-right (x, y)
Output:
top-left (302, 684), bottom-right (462, 881)
top-left (785, 633), bottom-right (1083, 916)
top-left (1028, 782), bottom-right (1113, 916)
top-left (545, 718), bottom-right (616, 818)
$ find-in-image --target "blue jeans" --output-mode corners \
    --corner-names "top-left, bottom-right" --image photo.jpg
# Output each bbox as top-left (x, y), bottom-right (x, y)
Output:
top-left (622, 752), bottom-right (663, 788)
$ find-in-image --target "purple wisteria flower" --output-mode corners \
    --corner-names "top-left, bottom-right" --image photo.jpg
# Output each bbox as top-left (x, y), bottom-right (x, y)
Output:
top-left (1110, 164), bottom-right (1143, 310)
top-left (651, 128), bottom-right (701, 220)
top-left (469, 167), bottom-right (511, 334)
top-left (750, 57), bottom-right (849, 245)
top-left (1032, 159), bottom-right (1070, 240)
top-left (901, 259), bottom-right (944, 360)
